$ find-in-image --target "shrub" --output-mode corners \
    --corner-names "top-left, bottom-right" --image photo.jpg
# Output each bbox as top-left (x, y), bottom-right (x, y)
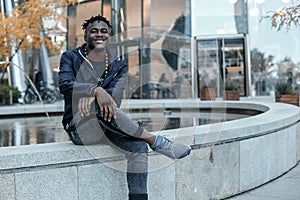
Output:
top-left (0, 84), bottom-right (20, 105)
top-left (275, 81), bottom-right (293, 95)
top-left (225, 80), bottom-right (239, 91)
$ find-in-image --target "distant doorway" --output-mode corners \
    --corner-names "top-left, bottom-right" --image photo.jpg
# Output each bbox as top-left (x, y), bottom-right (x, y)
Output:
top-left (196, 35), bottom-right (249, 98)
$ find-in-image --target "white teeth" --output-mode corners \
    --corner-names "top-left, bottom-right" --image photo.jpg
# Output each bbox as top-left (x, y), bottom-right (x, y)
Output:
top-left (95, 40), bottom-right (103, 43)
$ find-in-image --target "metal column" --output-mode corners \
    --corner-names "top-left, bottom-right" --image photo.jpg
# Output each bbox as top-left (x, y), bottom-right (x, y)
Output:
top-left (140, 0), bottom-right (151, 99)
top-left (191, 37), bottom-right (198, 98)
top-left (39, 32), bottom-right (54, 89)
top-left (3, 0), bottom-right (26, 102)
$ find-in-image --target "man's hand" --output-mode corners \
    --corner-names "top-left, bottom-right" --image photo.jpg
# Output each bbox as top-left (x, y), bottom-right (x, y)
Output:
top-left (78, 97), bottom-right (96, 116)
top-left (93, 87), bottom-right (117, 121)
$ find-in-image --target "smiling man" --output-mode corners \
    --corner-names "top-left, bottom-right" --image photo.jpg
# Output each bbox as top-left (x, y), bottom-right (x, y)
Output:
top-left (58, 15), bottom-right (191, 200)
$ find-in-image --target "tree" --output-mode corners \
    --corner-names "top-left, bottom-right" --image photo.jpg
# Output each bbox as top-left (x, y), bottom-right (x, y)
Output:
top-left (277, 56), bottom-right (297, 81)
top-left (264, 0), bottom-right (300, 31)
top-left (250, 48), bottom-right (275, 95)
top-left (250, 48), bottom-right (274, 73)
top-left (0, 0), bottom-right (77, 82)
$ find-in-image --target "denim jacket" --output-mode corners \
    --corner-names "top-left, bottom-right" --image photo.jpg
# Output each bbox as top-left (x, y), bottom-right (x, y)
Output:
top-left (58, 44), bottom-right (128, 128)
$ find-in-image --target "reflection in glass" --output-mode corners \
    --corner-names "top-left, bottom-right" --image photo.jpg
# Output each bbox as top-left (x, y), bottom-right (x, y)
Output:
top-left (107, 0), bottom-right (191, 99)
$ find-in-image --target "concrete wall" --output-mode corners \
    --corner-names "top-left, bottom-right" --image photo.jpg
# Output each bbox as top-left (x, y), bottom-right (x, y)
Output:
top-left (0, 100), bottom-right (299, 200)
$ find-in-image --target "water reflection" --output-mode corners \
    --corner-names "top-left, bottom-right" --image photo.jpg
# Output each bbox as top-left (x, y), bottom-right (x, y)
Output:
top-left (0, 116), bottom-right (68, 147)
top-left (0, 109), bottom-right (257, 147)
top-left (0, 116), bottom-right (191, 147)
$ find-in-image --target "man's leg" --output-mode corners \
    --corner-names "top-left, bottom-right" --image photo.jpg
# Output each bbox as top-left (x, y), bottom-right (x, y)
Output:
top-left (103, 130), bottom-right (148, 200)
top-left (100, 108), bottom-right (191, 159)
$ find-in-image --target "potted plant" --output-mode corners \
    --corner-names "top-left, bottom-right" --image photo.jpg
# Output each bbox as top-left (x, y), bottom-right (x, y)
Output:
top-left (223, 80), bottom-right (240, 100)
top-left (275, 81), bottom-right (299, 106)
top-left (200, 80), bottom-right (216, 100)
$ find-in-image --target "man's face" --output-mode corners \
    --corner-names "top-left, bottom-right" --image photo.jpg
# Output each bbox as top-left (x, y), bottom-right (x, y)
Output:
top-left (85, 20), bottom-right (111, 50)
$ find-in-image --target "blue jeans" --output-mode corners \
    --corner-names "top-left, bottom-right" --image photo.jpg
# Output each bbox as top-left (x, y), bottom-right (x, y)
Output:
top-left (65, 108), bottom-right (148, 199)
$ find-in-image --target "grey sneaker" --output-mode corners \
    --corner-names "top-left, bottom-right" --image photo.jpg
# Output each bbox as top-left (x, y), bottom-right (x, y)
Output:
top-left (150, 135), bottom-right (191, 159)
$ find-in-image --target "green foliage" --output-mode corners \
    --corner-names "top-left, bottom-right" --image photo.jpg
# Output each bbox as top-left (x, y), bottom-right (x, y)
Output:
top-left (202, 79), bottom-right (216, 88)
top-left (0, 84), bottom-right (20, 105)
top-left (250, 48), bottom-right (274, 73)
top-left (275, 81), bottom-right (293, 95)
top-left (225, 80), bottom-right (239, 91)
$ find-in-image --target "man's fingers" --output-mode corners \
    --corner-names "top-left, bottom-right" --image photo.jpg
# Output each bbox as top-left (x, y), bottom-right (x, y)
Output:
top-left (83, 98), bottom-right (90, 115)
top-left (107, 105), bottom-right (114, 122)
top-left (94, 90), bottom-right (117, 121)
top-left (103, 104), bottom-right (109, 121)
top-left (112, 102), bottom-right (117, 119)
top-left (99, 103), bottom-right (115, 121)
top-left (78, 97), bottom-right (95, 116)
top-left (78, 98), bottom-right (84, 115)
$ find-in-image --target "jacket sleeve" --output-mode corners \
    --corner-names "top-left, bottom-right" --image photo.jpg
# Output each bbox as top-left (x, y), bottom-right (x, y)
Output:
top-left (58, 51), bottom-right (97, 99)
top-left (58, 51), bottom-right (75, 97)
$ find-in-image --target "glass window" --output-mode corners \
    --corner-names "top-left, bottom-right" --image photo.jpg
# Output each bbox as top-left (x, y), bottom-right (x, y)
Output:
top-left (224, 38), bottom-right (245, 96)
top-left (67, 0), bottom-right (102, 49)
top-left (248, 1), bottom-right (300, 96)
top-left (197, 36), bottom-right (247, 98)
top-left (111, 0), bottom-right (191, 99)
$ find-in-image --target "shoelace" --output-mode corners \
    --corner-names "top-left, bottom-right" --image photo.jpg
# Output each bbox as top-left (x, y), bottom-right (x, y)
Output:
top-left (160, 137), bottom-right (172, 149)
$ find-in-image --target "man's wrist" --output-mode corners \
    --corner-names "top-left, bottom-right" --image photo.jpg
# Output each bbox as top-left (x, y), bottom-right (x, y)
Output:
top-left (90, 86), bottom-right (98, 96)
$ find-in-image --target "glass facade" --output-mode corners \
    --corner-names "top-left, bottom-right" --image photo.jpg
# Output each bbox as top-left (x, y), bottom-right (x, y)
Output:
top-left (248, 0), bottom-right (300, 96)
top-left (67, 0), bottom-right (103, 50)
top-left (191, 0), bottom-right (250, 98)
top-left (106, 0), bottom-right (192, 99)
top-left (66, 0), bottom-right (191, 99)
top-left (191, 0), bottom-right (247, 36)
top-left (65, 0), bottom-right (299, 99)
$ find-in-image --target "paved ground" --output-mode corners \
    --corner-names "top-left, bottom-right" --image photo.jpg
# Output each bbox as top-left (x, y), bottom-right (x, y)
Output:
top-left (224, 162), bottom-right (300, 200)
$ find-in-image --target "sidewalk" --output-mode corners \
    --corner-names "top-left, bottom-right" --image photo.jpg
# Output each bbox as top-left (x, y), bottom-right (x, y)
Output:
top-left (225, 162), bottom-right (300, 200)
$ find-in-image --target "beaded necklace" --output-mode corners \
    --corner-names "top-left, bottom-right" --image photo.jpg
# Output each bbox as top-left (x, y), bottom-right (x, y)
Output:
top-left (84, 46), bottom-right (109, 86)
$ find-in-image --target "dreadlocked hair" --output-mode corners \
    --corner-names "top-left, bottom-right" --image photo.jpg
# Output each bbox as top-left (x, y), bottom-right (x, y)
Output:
top-left (81, 15), bottom-right (113, 34)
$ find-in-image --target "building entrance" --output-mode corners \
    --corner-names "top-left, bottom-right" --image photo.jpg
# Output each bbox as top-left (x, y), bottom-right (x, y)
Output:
top-left (196, 34), bottom-right (249, 98)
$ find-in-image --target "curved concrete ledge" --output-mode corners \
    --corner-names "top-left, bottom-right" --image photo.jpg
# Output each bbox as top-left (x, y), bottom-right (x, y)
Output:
top-left (0, 100), bottom-right (299, 200)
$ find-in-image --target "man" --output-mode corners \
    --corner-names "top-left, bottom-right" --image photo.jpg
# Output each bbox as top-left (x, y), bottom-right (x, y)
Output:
top-left (58, 15), bottom-right (191, 200)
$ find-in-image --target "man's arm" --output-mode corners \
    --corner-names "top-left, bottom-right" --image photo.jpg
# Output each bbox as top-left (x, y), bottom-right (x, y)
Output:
top-left (58, 51), bottom-right (98, 98)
